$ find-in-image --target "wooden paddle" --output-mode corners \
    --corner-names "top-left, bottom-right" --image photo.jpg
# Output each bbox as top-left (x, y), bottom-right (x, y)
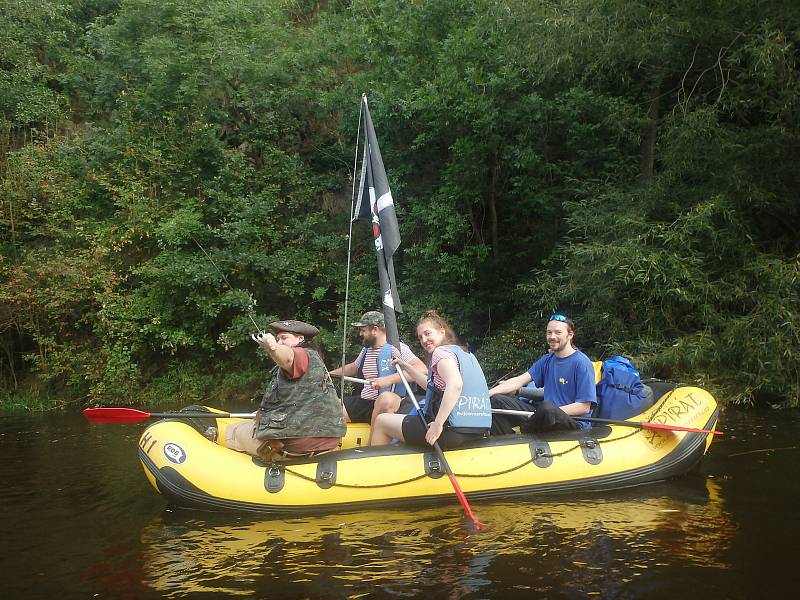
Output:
top-left (396, 366), bottom-right (484, 529)
top-left (83, 407), bottom-right (256, 424)
top-left (491, 408), bottom-right (722, 435)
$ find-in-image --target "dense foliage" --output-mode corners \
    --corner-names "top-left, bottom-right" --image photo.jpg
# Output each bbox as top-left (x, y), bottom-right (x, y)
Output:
top-left (1, 0), bottom-right (798, 408)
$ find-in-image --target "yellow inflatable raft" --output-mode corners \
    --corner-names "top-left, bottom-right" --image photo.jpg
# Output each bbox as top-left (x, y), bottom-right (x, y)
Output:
top-left (137, 381), bottom-right (719, 514)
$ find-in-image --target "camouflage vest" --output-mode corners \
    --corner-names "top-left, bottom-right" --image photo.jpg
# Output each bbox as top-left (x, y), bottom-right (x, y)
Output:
top-left (255, 348), bottom-right (346, 440)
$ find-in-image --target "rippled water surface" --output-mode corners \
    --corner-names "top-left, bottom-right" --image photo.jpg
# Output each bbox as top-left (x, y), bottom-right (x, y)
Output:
top-left (1, 407), bottom-right (799, 599)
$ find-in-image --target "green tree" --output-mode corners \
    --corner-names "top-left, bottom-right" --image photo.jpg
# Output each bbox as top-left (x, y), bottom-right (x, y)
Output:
top-left (485, 0), bottom-right (800, 404)
top-left (2, 0), bottom-right (798, 409)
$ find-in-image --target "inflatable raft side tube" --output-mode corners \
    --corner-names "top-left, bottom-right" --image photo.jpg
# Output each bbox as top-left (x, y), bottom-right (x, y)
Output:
top-left (138, 412), bottom-right (714, 515)
top-left (139, 446), bottom-right (456, 514)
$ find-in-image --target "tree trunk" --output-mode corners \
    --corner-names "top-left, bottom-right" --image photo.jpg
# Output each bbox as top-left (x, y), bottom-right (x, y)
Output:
top-left (489, 154), bottom-right (499, 263)
top-left (0, 337), bottom-right (18, 389)
top-left (640, 88), bottom-right (660, 183)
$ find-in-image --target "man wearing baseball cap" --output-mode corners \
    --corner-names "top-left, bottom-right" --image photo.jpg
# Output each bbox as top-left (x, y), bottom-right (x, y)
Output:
top-left (224, 319), bottom-right (346, 461)
top-left (329, 310), bottom-right (426, 439)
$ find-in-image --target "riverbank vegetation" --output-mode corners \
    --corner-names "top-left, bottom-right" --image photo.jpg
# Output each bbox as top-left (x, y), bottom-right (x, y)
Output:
top-left (1, 0), bottom-right (798, 408)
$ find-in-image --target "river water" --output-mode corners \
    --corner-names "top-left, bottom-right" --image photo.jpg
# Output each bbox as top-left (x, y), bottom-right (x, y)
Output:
top-left (1, 406), bottom-right (799, 599)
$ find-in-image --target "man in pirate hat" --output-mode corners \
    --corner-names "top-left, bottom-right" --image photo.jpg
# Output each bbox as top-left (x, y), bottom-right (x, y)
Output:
top-left (224, 319), bottom-right (346, 461)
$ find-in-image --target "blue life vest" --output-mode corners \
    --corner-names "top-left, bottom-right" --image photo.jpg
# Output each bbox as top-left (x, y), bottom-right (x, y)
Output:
top-left (357, 343), bottom-right (412, 397)
top-left (422, 345), bottom-right (492, 429)
top-left (595, 355), bottom-right (649, 420)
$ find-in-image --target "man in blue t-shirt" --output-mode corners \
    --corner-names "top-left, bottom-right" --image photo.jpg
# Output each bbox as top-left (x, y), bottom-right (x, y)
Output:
top-left (489, 314), bottom-right (597, 434)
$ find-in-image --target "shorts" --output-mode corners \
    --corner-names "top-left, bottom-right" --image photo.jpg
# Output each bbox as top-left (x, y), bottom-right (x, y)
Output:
top-left (343, 395), bottom-right (374, 423)
top-left (401, 414), bottom-right (488, 450)
top-left (344, 394), bottom-right (414, 423)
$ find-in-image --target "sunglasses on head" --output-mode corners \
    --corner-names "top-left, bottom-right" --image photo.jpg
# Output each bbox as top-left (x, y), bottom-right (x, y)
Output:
top-left (549, 314), bottom-right (573, 324)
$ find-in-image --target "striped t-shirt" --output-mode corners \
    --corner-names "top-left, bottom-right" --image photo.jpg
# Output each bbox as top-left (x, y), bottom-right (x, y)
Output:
top-left (356, 342), bottom-right (418, 400)
top-left (429, 346), bottom-right (460, 392)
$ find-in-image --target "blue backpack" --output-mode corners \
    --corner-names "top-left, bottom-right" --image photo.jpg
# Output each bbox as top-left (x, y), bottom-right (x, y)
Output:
top-left (595, 356), bottom-right (650, 420)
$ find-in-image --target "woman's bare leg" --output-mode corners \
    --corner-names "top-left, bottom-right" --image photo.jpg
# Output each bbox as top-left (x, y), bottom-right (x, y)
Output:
top-left (370, 413), bottom-right (406, 446)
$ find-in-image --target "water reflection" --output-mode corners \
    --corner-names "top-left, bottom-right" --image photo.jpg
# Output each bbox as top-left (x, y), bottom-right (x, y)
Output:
top-left (8, 406), bottom-right (797, 598)
top-left (135, 477), bottom-right (732, 598)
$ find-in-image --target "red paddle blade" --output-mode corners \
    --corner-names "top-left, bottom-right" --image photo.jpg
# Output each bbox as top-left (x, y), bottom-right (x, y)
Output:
top-left (82, 407), bottom-right (152, 423)
top-left (446, 472), bottom-right (484, 530)
top-left (641, 422), bottom-right (723, 435)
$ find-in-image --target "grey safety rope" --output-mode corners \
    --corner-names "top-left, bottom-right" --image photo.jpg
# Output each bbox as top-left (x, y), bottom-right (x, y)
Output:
top-left (339, 96), bottom-right (364, 401)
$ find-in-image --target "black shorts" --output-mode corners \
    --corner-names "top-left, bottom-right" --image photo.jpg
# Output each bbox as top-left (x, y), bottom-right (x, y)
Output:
top-left (343, 395), bottom-right (374, 423)
top-left (344, 395), bottom-right (415, 423)
top-left (401, 414), bottom-right (488, 450)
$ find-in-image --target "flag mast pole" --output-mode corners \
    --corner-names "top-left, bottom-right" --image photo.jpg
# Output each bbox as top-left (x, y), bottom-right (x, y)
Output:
top-left (340, 97), bottom-right (365, 400)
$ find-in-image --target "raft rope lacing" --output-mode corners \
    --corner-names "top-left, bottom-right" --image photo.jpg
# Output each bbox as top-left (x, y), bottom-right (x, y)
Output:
top-left (278, 388), bottom-right (683, 488)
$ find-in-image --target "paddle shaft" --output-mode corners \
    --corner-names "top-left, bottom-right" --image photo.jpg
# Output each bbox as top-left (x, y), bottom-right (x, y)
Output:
top-left (148, 411), bottom-right (255, 419)
top-left (491, 408), bottom-right (722, 435)
top-left (83, 407), bottom-right (255, 423)
top-left (396, 366), bottom-right (483, 529)
top-left (341, 375), bottom-right (370, 386)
